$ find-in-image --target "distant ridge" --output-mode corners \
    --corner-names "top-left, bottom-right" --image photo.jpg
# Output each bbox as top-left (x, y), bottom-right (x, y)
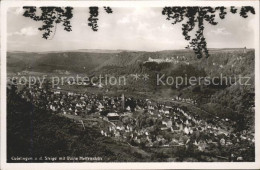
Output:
top-left (8, 49), bottom-right (143, 54)
top-left (7, 48), bottom-right (255, 75)
top-left (8, 48), bottom-right (252, 54)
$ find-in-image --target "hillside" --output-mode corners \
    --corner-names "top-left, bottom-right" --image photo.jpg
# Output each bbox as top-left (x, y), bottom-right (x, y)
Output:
top-left (6, 48), bottom-right (256, 162)
top-left (7, 90), bottom-right (152, 162)
top-left (7, 49), bottom-right (255, 127)
top-left (7, 49), bottom-right (254, 76)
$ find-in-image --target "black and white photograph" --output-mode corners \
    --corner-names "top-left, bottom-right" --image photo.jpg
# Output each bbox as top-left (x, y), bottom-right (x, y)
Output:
top-left (1, 1), bottom-right (260, 169)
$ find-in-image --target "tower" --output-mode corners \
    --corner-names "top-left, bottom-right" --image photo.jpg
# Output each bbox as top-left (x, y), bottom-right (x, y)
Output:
top-left (244, 46), bottom-right (247, 54)
top-left (121, 93), bottom-right (125, 110)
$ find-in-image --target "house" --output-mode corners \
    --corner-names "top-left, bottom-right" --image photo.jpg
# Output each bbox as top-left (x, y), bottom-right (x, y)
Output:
top-left (166, 120), bottom-right (173, 128)
top-left (54, 91), bottom-right (60, 95)
top-left (148, 105), bottom-right (155, 110)
top-left (98, 84), bottom-right (103, 88)
top-left (126, 125), bottom-right (133, 132)
top-left (162, 119), bottom-right (172, 128)
top-left (169, 138), bottom-right (179, 146)
top-left (156, 135), bottom-right (164, 142)
top-left (148, 110), bottom-right (154, 115)
top-left (126, 106), bottom-right (131, 111)
top-left (68, 92), bottom-right (74, 96)
top-left (50, 105), bottom-right (56, 111)
top-left (107, 113), bottom-right (120, 121)
top-left (197, 140), bottom-right (207, 151)
top-left (164, 110), bottom-right (170, 114)
top-left (98, 103), bottom-right (104, 111)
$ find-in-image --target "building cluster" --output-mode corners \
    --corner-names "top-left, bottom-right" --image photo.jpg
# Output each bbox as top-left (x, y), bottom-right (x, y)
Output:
top-left (145, 56), bottom-right (190, 65)
top-left (171, 96), bottom-right (197, 105)
top-left (11, 80), bottom-right (255, 162)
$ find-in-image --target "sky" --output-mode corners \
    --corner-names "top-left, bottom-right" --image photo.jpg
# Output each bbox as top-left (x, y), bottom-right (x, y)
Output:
top-left (7, 7), bottom-right (256, 52)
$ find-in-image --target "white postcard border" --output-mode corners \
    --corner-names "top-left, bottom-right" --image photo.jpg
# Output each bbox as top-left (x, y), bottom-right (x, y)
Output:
top-left (1, 1), bottom-right (260, 169)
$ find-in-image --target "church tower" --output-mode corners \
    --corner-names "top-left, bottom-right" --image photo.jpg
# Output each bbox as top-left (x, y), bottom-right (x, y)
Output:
top-left (121, 93), bottom-right (125, 110)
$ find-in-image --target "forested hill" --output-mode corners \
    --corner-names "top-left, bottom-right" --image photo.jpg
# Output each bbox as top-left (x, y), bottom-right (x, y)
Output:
top-left (7, 49), bottom-right (254, 77)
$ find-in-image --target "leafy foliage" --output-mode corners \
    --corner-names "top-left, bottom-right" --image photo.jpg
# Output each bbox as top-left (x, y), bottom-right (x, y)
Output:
top-left (23, 6), bottom-right (113, 39)
top-left (23, 7), bottom-right (73, 39)
top-left (88, 7), bottom-right (99, 31)
top-left (162, 6), bottom-right (255, 58)
top-left (88, 7), bottom-right (113, 31)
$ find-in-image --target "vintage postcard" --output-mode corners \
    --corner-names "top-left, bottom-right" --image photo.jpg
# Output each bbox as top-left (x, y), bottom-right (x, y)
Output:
top-left (0, 0), bottom-right (259, 169)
